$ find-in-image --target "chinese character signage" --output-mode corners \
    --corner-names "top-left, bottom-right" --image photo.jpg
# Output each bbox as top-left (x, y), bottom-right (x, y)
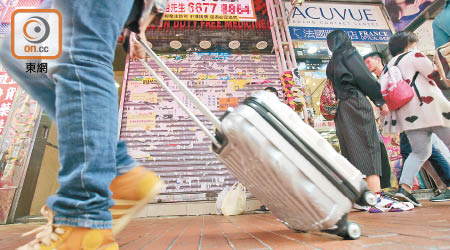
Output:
top-left (164, 0), bottom-right (256, 22)
top-left (0, 70), bottom-right (18, 135)
top-left (287, 2), bottom-right (392, 42)
top-left (289, 27), bottom-right (392, 42)
top-left (218, 97), bottom-right (238, 111)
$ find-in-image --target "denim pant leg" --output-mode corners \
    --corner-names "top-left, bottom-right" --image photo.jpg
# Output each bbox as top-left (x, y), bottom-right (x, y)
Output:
top-left (43, 0), bottom-right (135, 228)
top-left (0, 11), bottom-right (137, 175)
top-left (433, 3), bottom-right (450, 48)
top-left (430, 126), bottom-right (450, 186)
top-left (116, 141), bottom-right (139, 175)
top-left (429, 146), bottom-right (450, 187)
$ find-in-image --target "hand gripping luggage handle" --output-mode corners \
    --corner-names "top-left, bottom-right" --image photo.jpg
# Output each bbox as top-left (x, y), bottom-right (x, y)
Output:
top-left (135, 36), bottom-right (222, 148)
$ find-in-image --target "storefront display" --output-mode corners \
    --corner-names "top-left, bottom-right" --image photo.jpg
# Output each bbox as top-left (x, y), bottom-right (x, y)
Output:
top-left (0, 88), bottom-right (41, 224)
top-left (0, 0), bottom-right (44, 224)
top-left (287, 2), bottom-right (391, 144)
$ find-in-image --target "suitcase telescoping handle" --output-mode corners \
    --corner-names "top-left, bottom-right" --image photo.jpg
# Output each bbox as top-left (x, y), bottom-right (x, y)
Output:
top-left (135, 36), bottom-right (222, 149)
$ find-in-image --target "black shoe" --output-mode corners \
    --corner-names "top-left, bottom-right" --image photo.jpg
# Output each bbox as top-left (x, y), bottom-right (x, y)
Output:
top-left (430, 189), bottom-right (450, 202)
top-left (256, 205), bottom-right (270, 212)
top-left (395, 187), bottom-right (422, 207)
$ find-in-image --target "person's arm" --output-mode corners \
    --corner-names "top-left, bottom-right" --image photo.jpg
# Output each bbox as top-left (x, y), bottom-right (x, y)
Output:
top-left (411, 51), bottom-right (436, 80)
top-left (344, 53), bottom-right (386, 107)
top-left (127, 0), bottom-right (168, 59)
top-left (129, 12), bottom-right (159, 60)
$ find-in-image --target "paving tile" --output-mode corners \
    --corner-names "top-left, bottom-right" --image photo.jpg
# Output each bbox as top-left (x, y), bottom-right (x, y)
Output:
top-left (119, 219), bottom-right (184, 249)
top-left (199, 216), bottom-right (233, 250)
top-left (217, 217), bottom-right (268, 250)
top-left (230, 222), bottom-right (318, 249)
top-left (170, 216), bottom-right (203, 250)
top-left (388, 235), bottom-right (450, 248)
top-left (0, 201), bottom-right (449, 250)
top-left (135, 218), bottom-right (193, 250)
top-left (363, 242), bottom-right (430, 250)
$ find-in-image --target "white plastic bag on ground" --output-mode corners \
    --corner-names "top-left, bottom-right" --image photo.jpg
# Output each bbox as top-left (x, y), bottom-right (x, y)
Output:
top-left (221, 182), bottom-right (246, 216)
top-left (216, 186), bottom-right (230, 215)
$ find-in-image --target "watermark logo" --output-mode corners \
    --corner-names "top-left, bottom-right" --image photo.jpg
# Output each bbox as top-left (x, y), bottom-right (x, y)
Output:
top-left (23, 16), bottom-right (50, 44)
top-left (11, 9), bottom-right (62, 59)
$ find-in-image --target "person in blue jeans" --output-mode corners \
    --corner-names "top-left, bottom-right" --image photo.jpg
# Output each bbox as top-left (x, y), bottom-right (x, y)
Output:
top-left (400, 132), bottom-right (450, 202)
top-left (0, 0), bottom-right (165, 249)
top-left (433, 0), bottom-right (450, 48)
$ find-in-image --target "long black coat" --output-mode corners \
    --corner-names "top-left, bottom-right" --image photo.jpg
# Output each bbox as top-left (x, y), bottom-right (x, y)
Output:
top-left (325, 30), bottom-right (385, 176)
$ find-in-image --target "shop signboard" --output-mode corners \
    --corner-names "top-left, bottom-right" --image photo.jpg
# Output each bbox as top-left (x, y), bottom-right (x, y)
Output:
top-left (314, 120), bottom-right (335, 129)
top-left (163, 0), bottom-right (256, 22)
top-left (287, 2), bottom-right (392, 42)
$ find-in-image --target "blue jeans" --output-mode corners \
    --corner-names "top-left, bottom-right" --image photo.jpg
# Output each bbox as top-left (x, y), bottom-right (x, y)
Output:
top-left (433, 1), bottom-right (450, 48)
top-left (0, 0), bottom-right (137, 228)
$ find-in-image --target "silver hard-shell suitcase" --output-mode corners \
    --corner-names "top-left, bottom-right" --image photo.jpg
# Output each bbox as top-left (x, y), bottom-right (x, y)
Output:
top-left (136, 37), bottom-right (377, 240)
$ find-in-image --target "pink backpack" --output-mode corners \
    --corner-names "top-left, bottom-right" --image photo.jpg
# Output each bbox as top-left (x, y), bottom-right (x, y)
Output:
top-left (379, 52), bottom-right (422, 111)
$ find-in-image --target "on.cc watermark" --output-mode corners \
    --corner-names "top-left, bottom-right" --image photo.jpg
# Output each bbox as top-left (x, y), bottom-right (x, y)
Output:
top-left (11, 9), bottom-right (61, 59)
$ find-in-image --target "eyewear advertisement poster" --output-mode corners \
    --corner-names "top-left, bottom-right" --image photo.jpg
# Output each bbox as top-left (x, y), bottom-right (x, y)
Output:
top-left (287, 2), bottom-right (392, 42)
top-left (383, 0), bottom-right (435, 32)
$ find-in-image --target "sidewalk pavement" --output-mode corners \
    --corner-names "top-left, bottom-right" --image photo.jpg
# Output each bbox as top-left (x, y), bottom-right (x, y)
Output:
top-left (1, 201), bottom-right (449, 250)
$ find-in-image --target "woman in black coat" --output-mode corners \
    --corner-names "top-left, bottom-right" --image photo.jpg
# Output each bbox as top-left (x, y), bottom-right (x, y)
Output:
top-left (325, 30), bottom-right (410, 212)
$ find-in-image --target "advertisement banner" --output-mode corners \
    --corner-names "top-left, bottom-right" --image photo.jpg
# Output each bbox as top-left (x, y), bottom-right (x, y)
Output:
top-left (0, 71), bottom-right (18, 135)
top-left (383, 0), bottom-right (435, 32)
top-left (164, 0), bottom-right (256, 22)
top-left (287, 2), bottom-right (392, 42)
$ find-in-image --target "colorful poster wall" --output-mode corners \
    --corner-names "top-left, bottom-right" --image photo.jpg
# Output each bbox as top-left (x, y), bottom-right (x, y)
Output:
top-left (119, 52), bottom-right (280, 201)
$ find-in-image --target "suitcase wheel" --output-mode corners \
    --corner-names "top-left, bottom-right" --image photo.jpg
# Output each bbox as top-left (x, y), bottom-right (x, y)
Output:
top-left (323, 214), bottom-right (361, 240)
top-left (341, 222), bottom-right (361, 240)
top-left (356, 191), bottom-right (377, 206)
top-left (361, 191), bottom-right (378, 207)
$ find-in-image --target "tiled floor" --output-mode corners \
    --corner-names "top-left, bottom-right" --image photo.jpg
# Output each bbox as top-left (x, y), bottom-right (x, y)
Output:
top-left (1, 201), bottom-right (450, 250)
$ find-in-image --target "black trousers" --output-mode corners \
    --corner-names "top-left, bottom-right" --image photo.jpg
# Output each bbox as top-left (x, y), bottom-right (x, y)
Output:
top-left (380, 142), bottom-right (392, 189)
